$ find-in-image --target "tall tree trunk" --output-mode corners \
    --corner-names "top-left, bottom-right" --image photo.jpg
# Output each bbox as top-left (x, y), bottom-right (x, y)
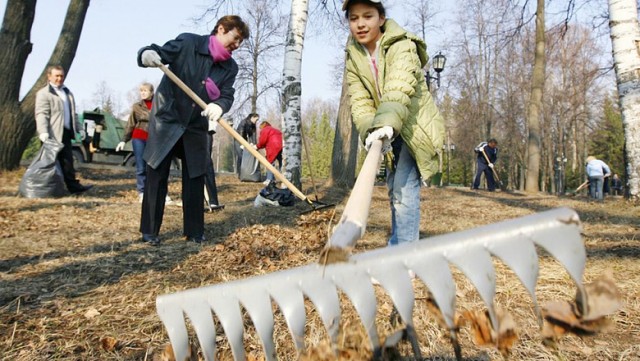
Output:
top-left (608, 0), bottom-right (640, 200)
top-left (281, 0), bottom-right (308, 189)
top-left (0, 0), bottom-right (90, 170)
top-left (0, 0), bottom-right (36, 170)
top-left (524, 0), bottom-right (545, 192)
top-left (330, 51), bottom-right (358, 189)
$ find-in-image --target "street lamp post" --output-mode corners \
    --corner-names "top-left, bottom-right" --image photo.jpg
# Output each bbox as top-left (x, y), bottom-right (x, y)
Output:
top-left (426, 52), bottom-right (447, 91)
top-left (443, 135), bottom-right (456, 186)
top-left (555, 155), bottom-right (567, 195)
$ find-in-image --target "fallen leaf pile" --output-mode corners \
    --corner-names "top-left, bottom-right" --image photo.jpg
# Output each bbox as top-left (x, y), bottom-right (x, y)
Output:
top-left (541, 271), bottom-right (622, 345)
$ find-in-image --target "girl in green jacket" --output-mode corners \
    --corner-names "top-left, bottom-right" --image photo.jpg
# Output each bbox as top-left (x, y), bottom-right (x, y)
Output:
top-left (343, 0), bottom-right (445, 245)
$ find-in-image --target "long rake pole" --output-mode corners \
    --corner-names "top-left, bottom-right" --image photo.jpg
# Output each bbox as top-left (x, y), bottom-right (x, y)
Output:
top-left (158, 64), bottom-right (315, 207)
top-left (299, 122), bottom-right (320, 201)
top-left (480, 148), bottom-right (505, 189)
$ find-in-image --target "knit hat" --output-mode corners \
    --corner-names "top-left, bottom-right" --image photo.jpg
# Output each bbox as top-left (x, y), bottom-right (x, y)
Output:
top-left (342, 0), bottom-right (382, 11)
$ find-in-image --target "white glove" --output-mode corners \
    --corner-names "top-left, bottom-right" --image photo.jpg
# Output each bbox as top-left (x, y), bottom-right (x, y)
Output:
top-left (202, 103), bottom-right (223, 133)
top-left (488, 163), bottom-right (494, 169)
top-left (141, 50), bottom-right (162, 67)
top-left (115, 141), bottom-right (126, 152)
top-left (365, 126), bottom-right (394, 151)
top-left (252, 144), bottom-right (258, 150)
top-left (240, 145), bottom-right (245, 150)
top-left (79, 129), bottom-right (86, 141)
top-left (39, 133), bottom-right (49, 142)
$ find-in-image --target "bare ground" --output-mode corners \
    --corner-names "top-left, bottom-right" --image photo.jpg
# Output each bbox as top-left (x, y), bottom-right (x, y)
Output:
top-left (0, 166), bottom-right (638, 360)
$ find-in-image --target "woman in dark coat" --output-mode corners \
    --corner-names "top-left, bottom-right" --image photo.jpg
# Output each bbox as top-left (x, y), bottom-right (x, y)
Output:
top-left (137, 15), bottom-right (249, 245)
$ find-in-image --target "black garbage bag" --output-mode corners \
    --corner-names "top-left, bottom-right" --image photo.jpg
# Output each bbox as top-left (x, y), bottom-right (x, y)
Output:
top-left (253, 181), bottom-right (296, 207)
top-left (239, 149), bottom-right (262, 182)
top-left (19, 139), bottom-right (67, 198)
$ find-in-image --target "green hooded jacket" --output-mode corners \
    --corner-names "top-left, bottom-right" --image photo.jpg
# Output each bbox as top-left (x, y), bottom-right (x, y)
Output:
top-left (345, 19), bottom-right (445, 180)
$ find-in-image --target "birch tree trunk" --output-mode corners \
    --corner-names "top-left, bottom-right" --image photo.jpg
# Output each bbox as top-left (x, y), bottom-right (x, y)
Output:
top-left (524, 0), bottom-right (545, 192)
top-left (281, 0), bottom-right (308, 189)
top-left (608, 0), bottom-right (640, 200)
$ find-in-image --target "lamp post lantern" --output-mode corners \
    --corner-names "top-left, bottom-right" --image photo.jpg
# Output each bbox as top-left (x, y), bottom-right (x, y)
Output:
top-left (426, 52), bottom-right (447, 90)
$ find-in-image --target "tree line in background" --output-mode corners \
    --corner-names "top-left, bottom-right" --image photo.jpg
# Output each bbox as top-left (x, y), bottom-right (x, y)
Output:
top-left (0, 0), bottom-right (638, 200)
top-left (436, 0), bottom-right (623, 193)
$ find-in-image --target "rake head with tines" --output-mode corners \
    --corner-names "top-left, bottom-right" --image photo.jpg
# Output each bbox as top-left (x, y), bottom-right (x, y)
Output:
top-left (156, 207), bottom-right (588, 361)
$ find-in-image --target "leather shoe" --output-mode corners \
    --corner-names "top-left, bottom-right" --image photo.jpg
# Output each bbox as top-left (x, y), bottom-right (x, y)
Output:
top-left (205, 204), bottom-right (225, 213)
top-left (186, 235), bottom-right (206, 244)
top-left (70, 184), bottom-right (93, 194)
top-left (142, 234), bottom-right (160, 246)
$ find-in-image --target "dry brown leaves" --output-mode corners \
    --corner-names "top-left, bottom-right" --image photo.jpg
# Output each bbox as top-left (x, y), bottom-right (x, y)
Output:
top-left (153, 343), bottom-right (198, 361)
top-left (299, 325), bottom-right (372, 361)
top-left (459, 307), bottom-right (518, 356)
top-left (541, 271), bottom-right (622, 345)
top-left (100, 336), bottom-right (118, 351)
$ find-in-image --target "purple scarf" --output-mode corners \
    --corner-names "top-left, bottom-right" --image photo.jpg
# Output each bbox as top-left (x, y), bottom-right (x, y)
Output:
top-left (205, 36), bottom-right (232, 101)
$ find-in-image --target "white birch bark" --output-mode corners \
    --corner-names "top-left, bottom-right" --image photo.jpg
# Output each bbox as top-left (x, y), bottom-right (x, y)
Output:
top-left (281, 0), bottom-right (309, 188)
top-left (609, 0), bottom-right (640, 199)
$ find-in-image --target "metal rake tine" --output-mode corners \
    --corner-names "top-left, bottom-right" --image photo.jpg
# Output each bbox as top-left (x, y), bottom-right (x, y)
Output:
top-left (156, 207), bottom-right (587, 360)
top-left (298, 268), bottom-right (342, 344)
top-left (330, 269), bottom-right (380, 348)
top-left (269, 283), bottom-right (307, 351)
top-left (207, 294), bottom-right (246, 361)
top-left (368, 263), bottom-right (415, 327)
top-left (236, 289), bottom-right (276, 361)
top-left (444, 241), bottom-right (499, 331)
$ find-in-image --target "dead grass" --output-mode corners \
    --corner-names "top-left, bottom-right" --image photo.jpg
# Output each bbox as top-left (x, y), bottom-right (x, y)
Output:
top-left (0, 167), bottom-right (638, 360)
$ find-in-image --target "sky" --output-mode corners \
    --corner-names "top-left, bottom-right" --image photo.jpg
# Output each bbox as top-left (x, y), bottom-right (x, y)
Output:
top-left (1, 0), bottom-right (452, 117)
top-left (0, 0), bottom-right (353, 114)
top-left (0, 1), bottom-right (336, 113)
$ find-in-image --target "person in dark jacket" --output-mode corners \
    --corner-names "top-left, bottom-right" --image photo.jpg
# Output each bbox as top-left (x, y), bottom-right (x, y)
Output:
top-left (610, 173), bottom-right (623, 196)
top-left (472, 138), bottom-right (498, 191)
top-left (255, 121), bottom-right (283, 184)
top-left (137, 15), bottom-right (249, 245)
top-left (204, 132), bottom-right (224, 212)
top-left (234, 113), bottom-right (259, 175)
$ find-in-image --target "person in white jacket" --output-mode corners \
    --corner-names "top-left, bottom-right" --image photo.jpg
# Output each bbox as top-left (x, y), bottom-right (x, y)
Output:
top-left (585, 156), bottom-right (611, 201)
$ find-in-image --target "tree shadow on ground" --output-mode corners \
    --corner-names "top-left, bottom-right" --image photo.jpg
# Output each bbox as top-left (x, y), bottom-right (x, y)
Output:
top-left (0, 174), bottom-right (350, 313)
top-left (452, 188), bottom-right (640, 260)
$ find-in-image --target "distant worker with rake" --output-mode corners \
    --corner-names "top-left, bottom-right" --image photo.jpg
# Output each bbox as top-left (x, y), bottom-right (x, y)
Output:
top-left (472, 138), bottom-right (499, 192)
top-left (343, 0), bottom-right (445, 246)
top-left (136, 15), bottom-right (249, 245)
top-left (585, 155), bottom-right (611, 201)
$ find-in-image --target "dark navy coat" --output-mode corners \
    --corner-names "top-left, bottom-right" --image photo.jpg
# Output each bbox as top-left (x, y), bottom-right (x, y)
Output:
top-left (477, 144), bottom-right (498, 164)
top-left (137, 33), bottom-right (237, 178)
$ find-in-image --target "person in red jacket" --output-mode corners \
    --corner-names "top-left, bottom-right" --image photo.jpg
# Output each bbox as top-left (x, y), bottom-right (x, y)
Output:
top-left (255, 121), bottom-right (283, 185)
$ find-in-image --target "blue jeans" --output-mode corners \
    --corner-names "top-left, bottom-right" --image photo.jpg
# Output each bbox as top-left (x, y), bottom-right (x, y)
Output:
top-left (265, 151), bottom-right (283, 182)
top-left (588, 176), bottom-right (604, 200)
top-left (387, 141), bottom-right (421, 246)
top-left (473, 160), bottom-right (496, 190)
top-left (132, 138), bottom-right (147, 194)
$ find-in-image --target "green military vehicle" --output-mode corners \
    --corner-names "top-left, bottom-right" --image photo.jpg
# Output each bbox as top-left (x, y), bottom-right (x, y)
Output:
top-left (72, 109), bottom-right (136, 167)
top-left (72, 109), bottom-right (180, 169)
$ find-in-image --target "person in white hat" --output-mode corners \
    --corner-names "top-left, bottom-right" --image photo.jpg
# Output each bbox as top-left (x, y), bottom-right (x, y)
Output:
top-left (342, 0), bottom-right (445, 246)
top-left (585, 156), bottom-right (611, 201)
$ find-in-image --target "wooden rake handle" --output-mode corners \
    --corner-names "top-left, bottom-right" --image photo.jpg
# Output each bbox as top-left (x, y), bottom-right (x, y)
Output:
top-left (480, 148), bottom-right (501, 182)
top-left (157, 64), bottom-right (309, 203)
